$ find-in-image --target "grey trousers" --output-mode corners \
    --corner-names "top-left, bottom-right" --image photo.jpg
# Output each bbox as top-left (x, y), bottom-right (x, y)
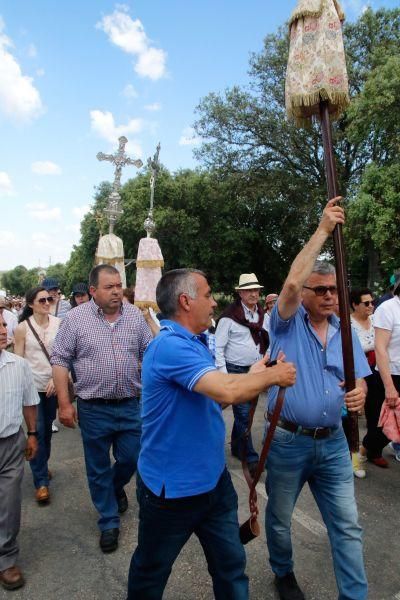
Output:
top-left (0, 428), bottom-right (25, 571)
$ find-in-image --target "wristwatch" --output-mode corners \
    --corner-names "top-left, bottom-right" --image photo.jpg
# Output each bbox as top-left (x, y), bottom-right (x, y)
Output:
top-left (27, 431), bottom-right (39, 437)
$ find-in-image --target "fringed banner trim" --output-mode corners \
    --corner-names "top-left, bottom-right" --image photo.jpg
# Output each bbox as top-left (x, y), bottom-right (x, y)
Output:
top-left (95, 256), bottom-right (125, 265)
top-left (136, 259), bottom-right (164, 268)
top-left (134, 300), bottom-right (159, 311)
top-left (289, 0), bottom-right (345, 26)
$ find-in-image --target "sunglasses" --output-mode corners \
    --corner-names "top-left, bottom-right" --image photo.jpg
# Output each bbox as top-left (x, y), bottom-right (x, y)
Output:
top-left (360, 300), bottom-right (374, 307)
top-left (303, 285), bottom-right (338, 297)
top-left (37, 297), bottom-right (54, 304)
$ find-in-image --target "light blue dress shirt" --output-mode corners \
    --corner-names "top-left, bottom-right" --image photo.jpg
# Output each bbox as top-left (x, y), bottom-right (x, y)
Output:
top-left (266, 303), bottom-right (371, 428)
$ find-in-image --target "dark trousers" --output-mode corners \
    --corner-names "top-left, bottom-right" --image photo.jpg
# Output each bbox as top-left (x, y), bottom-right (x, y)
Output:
top-left (78, 398), bottom-right (141, 531)
top-left (226, 362), bottom-right (259, 465)
top-left (0, 429), bottom-right (25, 571)
top-left (29, 392), bottom-right (57, 488)
top-left (127, 468), bottom-right (248, 599)
top-left (362, 371), bottom-right (391, 459)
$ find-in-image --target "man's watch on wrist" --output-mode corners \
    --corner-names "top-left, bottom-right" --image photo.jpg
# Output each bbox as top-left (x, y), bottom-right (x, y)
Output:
top-left (27, 431), bottom-right (39, 437)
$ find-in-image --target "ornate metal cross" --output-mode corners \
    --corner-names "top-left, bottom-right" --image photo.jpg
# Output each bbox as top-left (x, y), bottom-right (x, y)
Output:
top-left (144, 143), bottom-right (161, 237)
top-left (97, 136), bottom-right (143, 233)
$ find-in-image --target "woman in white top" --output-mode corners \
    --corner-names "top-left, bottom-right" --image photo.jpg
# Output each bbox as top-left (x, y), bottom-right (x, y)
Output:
top-left (350, 288), bottom-right (391, 468)
top-left (374, 277), bottom-right (400, 462)
top-left (14, 287), bottom-right (60, 504)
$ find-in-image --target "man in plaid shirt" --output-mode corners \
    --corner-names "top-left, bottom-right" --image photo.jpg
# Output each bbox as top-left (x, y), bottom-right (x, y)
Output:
top-left (51, 264), bottom-right (153, 553)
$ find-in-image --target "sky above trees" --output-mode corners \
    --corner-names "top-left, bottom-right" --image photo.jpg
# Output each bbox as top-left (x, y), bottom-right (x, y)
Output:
top-left (0, 0), bottom-right (398, 271)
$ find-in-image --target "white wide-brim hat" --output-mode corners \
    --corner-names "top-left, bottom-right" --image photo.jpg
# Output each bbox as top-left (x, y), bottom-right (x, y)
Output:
top-left (235, 273), bottom-right (264, 290)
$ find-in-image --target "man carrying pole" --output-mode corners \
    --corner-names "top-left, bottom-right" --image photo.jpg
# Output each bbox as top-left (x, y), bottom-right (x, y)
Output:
top-left (264, 200), bottom-right (370, 600)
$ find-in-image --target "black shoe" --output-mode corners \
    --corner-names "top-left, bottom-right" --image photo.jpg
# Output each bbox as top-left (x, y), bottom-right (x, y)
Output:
top-left (116, 489), bottom-right (128, 514)
top-left (99, 528), bottom-right (119, 553)
top-left (274, 572), bottom-right (305, 600)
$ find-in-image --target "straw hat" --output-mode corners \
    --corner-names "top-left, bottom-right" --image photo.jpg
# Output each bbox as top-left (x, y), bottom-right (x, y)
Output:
top-left (234, 273), bottom-right (264, 290)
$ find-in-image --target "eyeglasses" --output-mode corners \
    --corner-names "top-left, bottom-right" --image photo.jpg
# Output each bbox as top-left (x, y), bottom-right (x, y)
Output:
top-left (303, 285), bottom-right (338, 296)
top-left (360, 300), bottom-right (374, 307)
top-left (37, 297), bottom-right (54, 304)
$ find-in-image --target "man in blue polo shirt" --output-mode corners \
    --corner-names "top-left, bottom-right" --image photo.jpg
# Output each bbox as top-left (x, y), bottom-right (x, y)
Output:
top-left (264, 199), bottom-right (370, 600)
top-left (127, 268), bottom-right (296, 599)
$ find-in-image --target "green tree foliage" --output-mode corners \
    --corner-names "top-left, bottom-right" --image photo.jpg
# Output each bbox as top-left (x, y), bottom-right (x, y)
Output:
top-left (2, 265), bottom-right (40, 296)
top-left (193, 8), bottom-right (400, 287)
top-left (45, 263), bottom-right (68, 292)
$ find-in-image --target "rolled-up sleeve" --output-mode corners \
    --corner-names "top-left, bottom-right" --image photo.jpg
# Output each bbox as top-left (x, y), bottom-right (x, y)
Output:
top-left (214, 318), bottom-right (231, 372)
top-left (50, 316), bottom-right (77, 368)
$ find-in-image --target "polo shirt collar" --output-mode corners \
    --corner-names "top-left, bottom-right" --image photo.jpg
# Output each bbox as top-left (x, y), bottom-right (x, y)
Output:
top-left (160, 319), bottom-right (200, 341)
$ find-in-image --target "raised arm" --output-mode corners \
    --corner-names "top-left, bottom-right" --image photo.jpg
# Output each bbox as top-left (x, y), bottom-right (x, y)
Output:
top-left (278, 198), bottom-right (344, 320)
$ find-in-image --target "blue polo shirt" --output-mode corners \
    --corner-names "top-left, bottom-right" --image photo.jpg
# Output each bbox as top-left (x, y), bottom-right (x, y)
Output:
top-left (266, 304), bottom-right (371, 428)
top-left (138, 320), bottom-right (225, 498)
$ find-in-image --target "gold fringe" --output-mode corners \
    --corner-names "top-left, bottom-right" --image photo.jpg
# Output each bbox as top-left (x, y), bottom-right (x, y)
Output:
top-left (286, 89), bottom-right (350, 126)
top-left (289, 0), bottom-right (345, 26)
top-left (134, 300), bottom-right (159, 311)
top-left (136, 259), bottom-right (164, 268)
top-left (95, 256), bottom-right (124, 265)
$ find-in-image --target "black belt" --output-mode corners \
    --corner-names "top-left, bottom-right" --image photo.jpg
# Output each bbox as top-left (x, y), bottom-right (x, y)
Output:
top-left (78, 397), bottom-right (133, 405)
top-left (268, 414), bottom-right (335, 439)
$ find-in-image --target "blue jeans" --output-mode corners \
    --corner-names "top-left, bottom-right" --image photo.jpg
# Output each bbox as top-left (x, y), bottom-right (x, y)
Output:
top-left (78, 398), bottom-right (141, 531)
top-left (265, 426), bottom-right (367, 600)
top-left (29, 392), bottom-right (57, 488)
top-left (226, 362), bottom-right (259, 464)
top-left (128, 468), bottom-right (248, 599)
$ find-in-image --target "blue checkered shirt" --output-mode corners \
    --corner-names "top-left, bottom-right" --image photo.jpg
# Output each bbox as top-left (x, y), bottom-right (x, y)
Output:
top-left (51, 299), bottom-right (153, 399)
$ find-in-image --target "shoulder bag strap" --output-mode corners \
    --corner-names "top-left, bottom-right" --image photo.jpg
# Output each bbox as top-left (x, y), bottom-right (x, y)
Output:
top-left (26, 318), bottom-right (51, 364)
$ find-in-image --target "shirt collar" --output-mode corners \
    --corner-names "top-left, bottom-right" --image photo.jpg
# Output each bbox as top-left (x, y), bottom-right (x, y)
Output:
top-left (0, 350), bottom-right (16, 368)
top-left (300, 303), bottom-right (340, 330)
top-left (241, 301), bottom-right (258, 318)
top-left (89, 297), bottom-right (124, 317)
top-left (160, 319), bottom-right (200, 341)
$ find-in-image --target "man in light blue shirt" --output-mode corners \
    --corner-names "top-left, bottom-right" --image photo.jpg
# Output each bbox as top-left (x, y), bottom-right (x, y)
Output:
top-left (128, 268), bottom-right (296, 599)
top-left (265, 199), bottom-right (370, 600)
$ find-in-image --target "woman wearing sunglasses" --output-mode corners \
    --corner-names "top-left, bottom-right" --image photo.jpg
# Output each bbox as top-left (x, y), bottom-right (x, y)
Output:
top-left (14, 287), bottom-right (60, 504)
top-left (350, 288), bottom-right (390, 471)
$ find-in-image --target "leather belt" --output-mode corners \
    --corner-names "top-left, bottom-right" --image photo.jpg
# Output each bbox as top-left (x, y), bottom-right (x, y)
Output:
top-left (78, 397), bottom-right (133, 405)
top-left (267, 414), bottom-right (334, 439)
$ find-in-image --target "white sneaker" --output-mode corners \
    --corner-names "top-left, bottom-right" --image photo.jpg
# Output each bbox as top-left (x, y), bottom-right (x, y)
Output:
top-left (388, 442), bottom-right (400, 462)
top-left (353, 468), bottom-right (366, 479)
top-left (51, 422), bottom-right (59, 433)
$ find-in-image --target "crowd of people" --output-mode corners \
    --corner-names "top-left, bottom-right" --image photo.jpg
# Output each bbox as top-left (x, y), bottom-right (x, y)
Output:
top-left (0, 199), bottom-right (399, 600)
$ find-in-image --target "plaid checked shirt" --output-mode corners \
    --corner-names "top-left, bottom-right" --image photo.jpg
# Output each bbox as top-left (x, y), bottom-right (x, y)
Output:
top-left (51, 299), bottom-right (153, 399)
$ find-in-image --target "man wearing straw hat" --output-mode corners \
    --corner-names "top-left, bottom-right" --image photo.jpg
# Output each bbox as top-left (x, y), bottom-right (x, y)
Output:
top-left (265, 200), bottom-right (369, 600)
top-left (215, 273), bottom-right (269, 475)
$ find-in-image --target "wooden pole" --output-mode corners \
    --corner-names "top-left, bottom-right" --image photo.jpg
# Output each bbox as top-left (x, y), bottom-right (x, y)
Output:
top-left (319, 100), bottom-right (359, 453)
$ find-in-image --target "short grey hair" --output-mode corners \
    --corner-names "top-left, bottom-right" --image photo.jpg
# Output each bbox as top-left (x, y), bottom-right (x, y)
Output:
top-left (156, 269), bottom-right (206, 318)
top-left (311, 260), bottom-right (335, 276)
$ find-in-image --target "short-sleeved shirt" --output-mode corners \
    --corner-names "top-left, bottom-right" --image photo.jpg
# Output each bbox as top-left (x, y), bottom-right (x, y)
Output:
top-left (138, 319), bottom-right (224, 498)
top-left (266, 303), bottom-right (371, 428)
top-left (0, 351), bottom-right (40, 438)
top-left (374, 296), bottom-right (400, 375)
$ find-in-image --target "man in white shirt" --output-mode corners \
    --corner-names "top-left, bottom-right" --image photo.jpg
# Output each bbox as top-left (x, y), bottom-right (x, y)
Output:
top-left (0, 316), bottom-right (39, 590)
top-left (0, 297), bottom-right (18, 348)
top-left (215, 273), bottom-right (269, 474)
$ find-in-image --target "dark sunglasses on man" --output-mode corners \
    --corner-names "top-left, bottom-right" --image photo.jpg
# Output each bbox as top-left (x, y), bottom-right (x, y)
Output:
top-left (37, 296), bottom-right (55, 305)
top-left (359, 300), bottom-right (374, 307)
top-left (303, 285), bottom-right (338, 297)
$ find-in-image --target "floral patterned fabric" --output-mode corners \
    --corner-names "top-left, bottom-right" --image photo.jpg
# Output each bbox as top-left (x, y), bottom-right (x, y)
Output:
top-left (285, 0), bottom-right (350, 126)
top-left (95, 232), bottom-right (127, 288)
top-left (134, 237), bottom-right (164, 310)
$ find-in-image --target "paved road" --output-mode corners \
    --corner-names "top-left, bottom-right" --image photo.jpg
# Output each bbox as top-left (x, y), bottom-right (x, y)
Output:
top-left (2, 406), bottom-right (399, 600)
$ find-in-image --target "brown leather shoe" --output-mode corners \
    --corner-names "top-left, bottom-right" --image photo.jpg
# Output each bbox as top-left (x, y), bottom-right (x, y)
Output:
top-left (36, 486), bottom-right (50, 504)
top-left (0, 566), bottom-right (25, 590)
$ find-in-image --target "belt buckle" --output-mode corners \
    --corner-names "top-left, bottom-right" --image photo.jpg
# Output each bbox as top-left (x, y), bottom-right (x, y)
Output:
top-left (313, 427), bottom-right (322, 439)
